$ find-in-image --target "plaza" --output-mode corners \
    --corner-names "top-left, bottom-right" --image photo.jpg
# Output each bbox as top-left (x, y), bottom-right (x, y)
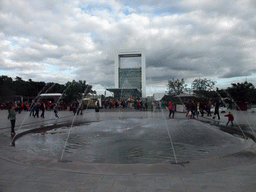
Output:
top-left (1, 108), bottom-right (256, 191)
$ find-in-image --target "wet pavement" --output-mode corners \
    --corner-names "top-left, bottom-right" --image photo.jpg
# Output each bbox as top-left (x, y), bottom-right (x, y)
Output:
top-left (1, 108), bottom-right (256, 191)
top-left (15, 116), bottom-right (250, 164)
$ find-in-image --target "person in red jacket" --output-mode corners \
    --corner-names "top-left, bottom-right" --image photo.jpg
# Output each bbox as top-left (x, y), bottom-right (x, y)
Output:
top-left (225, 112), bottom-right (234, 126)
top-left (167, 101), bottom-right (173, 118)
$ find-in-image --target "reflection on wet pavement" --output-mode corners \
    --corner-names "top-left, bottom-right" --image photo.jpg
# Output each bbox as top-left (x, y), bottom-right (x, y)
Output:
top-left (16, 117), bottom-right (248, 164)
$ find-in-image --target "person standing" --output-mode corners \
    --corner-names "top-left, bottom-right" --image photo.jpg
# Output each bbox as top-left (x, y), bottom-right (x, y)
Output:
top-left (40, 101), bottom-right (45, 118)
top-left (95, 100), bottom-right (100, 112)
top-left (170, 103), bottom-right (176, 118)
top-left (76, 101), bottom-right (83, 115)
top-left (168, 101), bottom-right (173, 118)
top-left (29, 100), bottom-right (35, 116)
top-left (78, 102), bottom-right (83, 115)
top-left (213, 101), bottom-right (220, 120)
top-left (144, 101), bottom-right (148, 111)
top-left (206, 101), bottom-right (212, 116)
top-left (8, 105), bottom-right (16, 137)
top-left (72, 101), bottom-right (78, 115)
top-left (53, 105), bottom-right (59, 119)
top-left (191, 100), bottom-right (197, 119)
top-left (34, 102), bottom-right (40, 118)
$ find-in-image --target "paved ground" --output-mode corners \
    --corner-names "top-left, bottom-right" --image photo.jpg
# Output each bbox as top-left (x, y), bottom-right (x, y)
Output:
top-left (1, 108), bottom-right (256, 192)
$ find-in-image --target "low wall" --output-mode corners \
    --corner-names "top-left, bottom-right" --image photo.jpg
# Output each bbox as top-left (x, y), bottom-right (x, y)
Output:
top-left (176, 104), bottom-right (186, 112)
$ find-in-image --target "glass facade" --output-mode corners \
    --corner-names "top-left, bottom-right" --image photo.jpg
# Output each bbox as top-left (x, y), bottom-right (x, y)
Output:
top-left (119, 68), bottom-right (142, 91)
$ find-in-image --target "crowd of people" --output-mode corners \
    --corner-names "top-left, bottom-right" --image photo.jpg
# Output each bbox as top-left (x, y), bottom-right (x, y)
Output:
top-left (182, 99), bottom-right (225, 119)
top-left (5, 97), bottom-right (236, 137)
top-left (167, 99), bottom-right (234, 126)
top-left (5, 100), bottom-right (62, 137)
top-left (4, 100), bottom-right (62, 119)
top-left (100, 99), bottom-right (150, 111)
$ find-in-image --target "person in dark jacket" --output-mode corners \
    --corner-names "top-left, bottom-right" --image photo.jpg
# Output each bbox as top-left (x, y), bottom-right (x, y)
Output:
top-left (34, 102), bottom-right (40, 118)
top-left (213, 101), bottom-right (220, 120)
top-left (40, 102), bottom-right (45, 118)
top-left (8, 105), bottom-right (16, 137)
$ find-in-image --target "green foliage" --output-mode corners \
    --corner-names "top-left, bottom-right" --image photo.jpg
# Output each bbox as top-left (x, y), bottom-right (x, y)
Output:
top-left (192, 78), bottom-right (216, 91)
top-left (226, 81), bottom-right (255, 103)
top-left (0, 76), bottom-right (94, 103)
top-left (167, 78), bottom-right (187, 95)
top-left (61, 80), bottom-right (93, 103)
top-left (191, 78), bottom-right (216, 100)
top-left (0, 76), bottom-right (14, 103)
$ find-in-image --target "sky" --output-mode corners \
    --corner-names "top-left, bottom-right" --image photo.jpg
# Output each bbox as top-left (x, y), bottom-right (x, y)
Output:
top-left (1, 0), bottom-right (256, 96)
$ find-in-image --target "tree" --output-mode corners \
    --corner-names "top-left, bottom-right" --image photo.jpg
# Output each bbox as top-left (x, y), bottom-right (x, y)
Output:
top-left (191, 78), bottom-right (216, 91)
top-left (61, 80), bottom-right (93, 103)
top-left (226, 81), bottom-right (255, 103)
top-left (191, 78), bottom-right (216, 100)
top-left (0, 76), bottom-right (14, 103)
top-left (167, 78), bottom-right (187, 95)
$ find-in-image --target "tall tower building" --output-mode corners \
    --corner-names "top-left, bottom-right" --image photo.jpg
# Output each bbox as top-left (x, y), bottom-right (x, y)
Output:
top-left (114, 49), bottom-right (146, 98)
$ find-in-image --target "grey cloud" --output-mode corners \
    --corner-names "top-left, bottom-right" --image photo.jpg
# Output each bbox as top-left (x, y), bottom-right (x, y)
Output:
top-left (1, 0), bottom-right (256, 92)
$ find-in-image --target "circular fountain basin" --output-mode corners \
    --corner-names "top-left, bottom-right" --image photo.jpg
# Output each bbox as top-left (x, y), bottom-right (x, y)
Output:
top-left (15, 114), bottom-right (251, 164)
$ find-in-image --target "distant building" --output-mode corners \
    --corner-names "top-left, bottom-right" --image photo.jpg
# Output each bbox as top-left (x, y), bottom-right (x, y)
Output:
top-left (39, 93), bottom-right (62, 103)
top-left (107, 49), bottom-right (146, 98)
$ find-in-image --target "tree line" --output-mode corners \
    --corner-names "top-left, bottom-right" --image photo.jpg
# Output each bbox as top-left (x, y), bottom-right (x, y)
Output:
top-left (0, 75), bottom-right (95, 104)
top-left (167, 78), bottom-right (256, 104)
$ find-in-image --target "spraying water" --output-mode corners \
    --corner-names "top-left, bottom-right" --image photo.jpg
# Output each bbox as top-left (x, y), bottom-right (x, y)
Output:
top-left (11, 83), bottom-right (56, 146)
top-left (213, 89), bottom-right (246, 138)
top-left (160, 108), bottom-right (178, 164)
top-left (59, 84), bottom-right (91, 162)
top-left (47, 83), bottom-right (73, 124)
top-left (222, 89), bottom-right (255, 136)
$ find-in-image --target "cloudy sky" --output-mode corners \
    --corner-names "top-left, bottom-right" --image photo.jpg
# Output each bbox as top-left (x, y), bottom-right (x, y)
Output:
top-left (1, 0), bottom-right (256, 96)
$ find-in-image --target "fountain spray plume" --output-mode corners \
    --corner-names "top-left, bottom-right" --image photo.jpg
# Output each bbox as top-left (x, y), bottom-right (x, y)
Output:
top-left (10, 83), bottom-right (56, 147)
top-left (221, 89), bottom-right (255, 136)
top-left (213, 88), bottom-right (247, 138)
top-left (160, 108), bottom-right (179, 164)
top-left (59, 83), bottom-right (91, 162)
top-left (75, 84), bottom-right (91, 117)
top-left (47, 83), bottom-right (74, 124)
top-left (163, 86), bottom-right (191, 165)
top-left (82, 99), bottom-right (92, 123)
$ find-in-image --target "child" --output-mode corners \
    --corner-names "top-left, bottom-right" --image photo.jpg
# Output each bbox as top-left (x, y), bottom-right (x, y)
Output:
top-left (8, 105), bottom-right (16, 137)
top-left (225, 112), bottom-right (234, 126)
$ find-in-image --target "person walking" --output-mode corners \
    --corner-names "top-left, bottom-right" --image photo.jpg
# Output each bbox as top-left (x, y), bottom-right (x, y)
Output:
top-left (40, 101), bottom-right (45, 118)
top-left (29, 100), bottom-right (35, 116)
top-left (77, 102), bottom-right (83, 115)
top-left (191, 100), bottom-right (197, 119)
top-left (170, 104), bottom-right (176, 118)
top-left (143, 101), bottom-right (147, 111)
top-left (168, 101), bottom-right (173, 118)
top-left (72, 101), bottom-right (78, 115)
top-left (53, 105), bottom-right (59, 119)
top-left (213, 101), bottom-right (220, 120)
top-left (95, 100), bottom-right (100, 112)
top-left (34, 102), bottom-right (40, 118)
top-left (185, 100), bottom-right (192, 117)
top-left (8, 105), bottom-right (16, 137)
top-left (225, 112), bottom-right (234, 126)
top-left (206, 101), bottom-right (212, 116)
